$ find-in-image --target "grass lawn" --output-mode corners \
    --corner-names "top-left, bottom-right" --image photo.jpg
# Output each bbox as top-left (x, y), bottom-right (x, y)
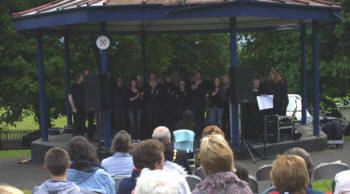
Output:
top-left (312, 179), bottom-right (332, 193)
top-left (1, 110), bottom-right (67, 130)
top-left (0, 149), bottom-right (31, 159)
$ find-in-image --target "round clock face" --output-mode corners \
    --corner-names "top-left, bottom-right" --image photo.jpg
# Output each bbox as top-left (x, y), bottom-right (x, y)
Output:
top-left (96, 35), bottom-right (110, 50)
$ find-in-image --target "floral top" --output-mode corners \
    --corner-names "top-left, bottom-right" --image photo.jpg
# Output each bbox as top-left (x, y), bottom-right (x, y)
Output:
top-left (192, 171), bottom-right (253, 194)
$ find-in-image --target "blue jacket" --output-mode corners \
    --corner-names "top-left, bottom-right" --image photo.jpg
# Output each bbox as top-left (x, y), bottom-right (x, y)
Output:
top-left (117, 169), bottom-right (141, 194)
top-left (32, 180), bottom-right (94, 194)
top-left (67, 167), bottom-right (115, 194)
top-left (101, 152), bottom-right (135, 176)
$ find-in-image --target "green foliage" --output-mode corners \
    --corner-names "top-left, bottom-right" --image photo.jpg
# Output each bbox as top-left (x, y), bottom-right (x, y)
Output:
top-left (240, 0), bottom-right (350, 109)
top-left (312, 179), bottom-right (332, 193)
top-left (1, 0), bottom-right (350, 126)
top-left (0, 1), bottom-right (230, 126)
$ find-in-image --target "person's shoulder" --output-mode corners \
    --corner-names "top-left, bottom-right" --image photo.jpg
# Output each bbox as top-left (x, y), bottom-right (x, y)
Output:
top-left (307, 188), bottom-right (324, 194)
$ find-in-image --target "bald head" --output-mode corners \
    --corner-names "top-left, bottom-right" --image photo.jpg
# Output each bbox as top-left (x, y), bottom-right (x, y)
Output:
top-left (152, 126), bottom-right (171, 140)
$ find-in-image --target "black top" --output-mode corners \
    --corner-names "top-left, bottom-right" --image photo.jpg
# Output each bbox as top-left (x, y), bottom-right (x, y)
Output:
top-left (127, 88), bottom-right (143, 108)
top-left (144, 82), bottom-right (162, 109)
top-left (272, 79), bottom-right (289, 112)
top-left (69, 83), bottom-right (85, 112)
top-left (111, 84), bottom-right (128, 108)
top-left (209, 88), bottom-right (224, 108)
top-left (189, 81), bottom-right (206, 109)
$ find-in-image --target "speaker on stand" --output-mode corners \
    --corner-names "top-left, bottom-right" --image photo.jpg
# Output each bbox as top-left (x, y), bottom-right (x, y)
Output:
top-left (230, 66), bottom-right (263, 162)
top-left (84, 73), bottom-right (110, 152)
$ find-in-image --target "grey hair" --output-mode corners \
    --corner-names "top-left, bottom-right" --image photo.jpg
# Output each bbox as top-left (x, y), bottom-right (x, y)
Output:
top-left (285, 147), bottom-right (314, 180)
top-left (134, 169), bottom-right (181, 194)
top-left (152, 126), bottom-right (171, 139)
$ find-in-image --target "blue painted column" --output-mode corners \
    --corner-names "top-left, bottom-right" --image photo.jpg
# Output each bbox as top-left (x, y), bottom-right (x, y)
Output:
top-left (141, 32), bottom-right (147, 82)
top-left (37, 32), bottom-right (48, 141)
top-left (312, 20), bottom-right (320, 136)
top-left (229, 17), bottom-right (239, 145)
top-left (100, 23), bottom-right (111, 150)
top-left (301, 23), bottom-right (307, 125)
top-left (64, 33), bottom-right (72, 127)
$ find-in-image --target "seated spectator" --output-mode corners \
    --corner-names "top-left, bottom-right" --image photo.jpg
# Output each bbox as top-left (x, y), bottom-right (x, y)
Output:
top-left (0, 184), bottom-right (24, 194)
top-left (270, 154), bottom-right (310, 194)
top-left (263, 147), bottom-right (322, 194)
top-left (202, 125), bottom-right (225, 138)
top-left (117, 139), bottom-right (165, 194)
top-left (235, 161), bottom-right (249, 183)
top-left (133, 169), bottom-right (184, 194)
top-left (192, 134), bottom-right (252, 194)
top-left (152, 126), bottom-right (190, 174)
top-left (66, 136), bottom-right (115, 194)
top-left (334, 169), bottom-right (350, 194)
top-left (101, 130), bottom-right (135, 176)
top-left (174, 110), bottom-right (198, 134)
top-left (33, 147), bottom-right (93, 194)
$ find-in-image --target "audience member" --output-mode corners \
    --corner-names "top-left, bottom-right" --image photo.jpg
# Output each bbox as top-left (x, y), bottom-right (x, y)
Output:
top-left (152, 126), bottom-right (190, 173)
top-left (263, 147), bottom-right (322, 194)
top-left (334, 169), bottom-right (350, 194)
top-left (270, 154), bottom-right (310, 194)
top-left (117, 139), bottom-right (165, 194)
top-left (0, 184), bottom-right (24, 194)
top-left (133, 169), bottom-right (183, 194)
top-left (202, 125), bottom-right (225, 138)
top-left (33, 147), bottom-right (93, 194)
top-left (235, 161), bottom-right (249, 183)
top-left (101, 130), bottom-right (135, 177)
top-left (66, 136), bottom-right (115, 194)
top-left (174, 110), bottom-right (198, 136)
top-left (192, 134), bottom-right (252, 194)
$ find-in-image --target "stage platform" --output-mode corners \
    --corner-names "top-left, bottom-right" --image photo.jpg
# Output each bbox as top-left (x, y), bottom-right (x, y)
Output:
top-left (30, 124), bottom-right (327, 163)
top-left (237, 124), bottom-right (328, 160)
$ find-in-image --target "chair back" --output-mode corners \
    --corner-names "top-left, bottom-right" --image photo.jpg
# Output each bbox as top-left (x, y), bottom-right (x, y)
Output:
top-left (256, 164), bottom-right (273, 182)
top-left (313, 161), bottom-right (349, 181)
top-left (248, 175), bottom-right (259, 194)
top-left (185, 175), bottom-right (202, 191)
top-left (113, 175), bottom-right (130, 192)
top-left (173, 129), bottom-right (195, 152)
top-left (194, 166), bottom-right (205, 180)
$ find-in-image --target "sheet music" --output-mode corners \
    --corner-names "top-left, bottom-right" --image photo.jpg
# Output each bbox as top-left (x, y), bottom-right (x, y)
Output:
top-left (257, 95), bottom-right (274, 110)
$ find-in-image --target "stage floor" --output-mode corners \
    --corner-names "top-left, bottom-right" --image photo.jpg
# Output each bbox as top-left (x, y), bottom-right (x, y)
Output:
top-left (30, 124), bottom-right (327, 163)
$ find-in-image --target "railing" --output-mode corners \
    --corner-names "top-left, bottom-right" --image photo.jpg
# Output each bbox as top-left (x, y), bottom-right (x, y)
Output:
top-left (0, 129), bottom-right (37, 141)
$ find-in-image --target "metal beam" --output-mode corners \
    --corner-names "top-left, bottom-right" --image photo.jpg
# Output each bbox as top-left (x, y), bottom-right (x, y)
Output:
top-left (100, 22), bottom-right (112, 150)
top-left (312, 20), bottom-right (320, 136)
top-left (37, 32), bottom-right (48, 141)
top-left (300, 23), bottom-right (307, 125)
top-left (64, 32), bottom-right (72, 127)
top-left (230, 17), bottom-right (239, 145)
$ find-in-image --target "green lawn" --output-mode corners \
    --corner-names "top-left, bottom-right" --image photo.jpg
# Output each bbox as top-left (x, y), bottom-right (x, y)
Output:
top-left (1, 110), bottom-right (67, 130)
top-left (312, 179), bottom-right (332, 193)
top-left (0, 149), bottom-right (31, 159)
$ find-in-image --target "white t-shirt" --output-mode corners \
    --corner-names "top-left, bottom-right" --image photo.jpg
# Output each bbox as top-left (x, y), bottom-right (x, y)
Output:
top-left (334, 170), bottom-right (350, 194)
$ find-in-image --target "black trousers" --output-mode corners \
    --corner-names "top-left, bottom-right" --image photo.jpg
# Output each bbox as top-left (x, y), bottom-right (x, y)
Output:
top-left (73, 111), bottom-right (86, 136)
top-left (112, 107), bottom-right (127, 136)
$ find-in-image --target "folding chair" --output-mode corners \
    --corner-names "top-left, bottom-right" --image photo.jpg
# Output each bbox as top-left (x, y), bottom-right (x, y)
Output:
top-left (256, 164), bottom-right (273, 182)
top-left (313, 161), bottom-right (349, 181)
top-left (185, 175), bottom-right (202, 191)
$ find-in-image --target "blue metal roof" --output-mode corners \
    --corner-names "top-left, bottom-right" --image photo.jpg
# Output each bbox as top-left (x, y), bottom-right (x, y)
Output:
top-left (12, 0), bottom-right (342, 33)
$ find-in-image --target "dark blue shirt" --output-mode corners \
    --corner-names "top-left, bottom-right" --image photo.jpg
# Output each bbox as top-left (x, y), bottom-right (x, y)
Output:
top-left (117, 168), bottom-right (141, 194)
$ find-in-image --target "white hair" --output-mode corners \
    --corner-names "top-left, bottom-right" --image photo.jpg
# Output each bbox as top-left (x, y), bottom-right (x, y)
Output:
top-left (152, 126), bottom-right (171, 139)
top-left (134, 169), bottom-right (181, 194)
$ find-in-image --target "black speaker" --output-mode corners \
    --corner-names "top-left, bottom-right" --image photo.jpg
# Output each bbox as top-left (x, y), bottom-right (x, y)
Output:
top-left (84, 73), bottom-right (110, 112)
top-left (230, 66), bottom-right (253, 103)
